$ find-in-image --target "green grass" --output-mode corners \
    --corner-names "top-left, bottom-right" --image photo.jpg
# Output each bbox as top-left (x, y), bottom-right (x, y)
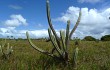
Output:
top-left (0, 40), bottom-right (110, 70)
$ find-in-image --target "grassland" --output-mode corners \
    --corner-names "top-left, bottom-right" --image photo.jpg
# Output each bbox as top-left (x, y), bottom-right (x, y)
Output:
top-left (0, 39), bottom-right (110, 70)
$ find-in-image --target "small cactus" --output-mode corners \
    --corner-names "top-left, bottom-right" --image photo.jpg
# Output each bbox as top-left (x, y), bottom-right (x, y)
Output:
top-left (0, 39), bottom-right (13, 59)
top-left (73, 47), bottom-right (79, 69)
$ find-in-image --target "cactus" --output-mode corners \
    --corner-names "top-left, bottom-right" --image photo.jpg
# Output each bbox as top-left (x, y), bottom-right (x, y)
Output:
top-left (0, 39), bottom-right (13, 59)
top-left (26, 0), bottom-right (81, 66)
top-left (73, 47), bottom-right (79, 69)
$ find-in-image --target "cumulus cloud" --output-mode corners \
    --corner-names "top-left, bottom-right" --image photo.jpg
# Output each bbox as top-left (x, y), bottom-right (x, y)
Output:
top-left (27, 29), bottom-right (48, 38)
top-left (9, 5), bottom-right (22, 10)
top-left (77, 0), bottom-right (103, 3)
top-left (0, 27), bottom-right (49, 39)
top-left (55, 6), bottom-right (110, 39)
top-left (5, 14), bottom-right (28, 27)
top-left (0, 26), bottom-right (61, 39)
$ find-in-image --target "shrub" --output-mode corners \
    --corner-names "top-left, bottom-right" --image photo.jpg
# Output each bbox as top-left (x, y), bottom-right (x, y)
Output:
top-left (83, 36), bottom-right (96, 41)
top-left (101, 35), bottom-right (110, 41)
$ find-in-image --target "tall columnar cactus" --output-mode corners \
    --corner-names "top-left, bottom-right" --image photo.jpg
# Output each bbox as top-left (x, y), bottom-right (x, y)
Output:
top-left (0, 39), bottom-right (13, 59)
top-left (26, 0), bottom-right (81, 66)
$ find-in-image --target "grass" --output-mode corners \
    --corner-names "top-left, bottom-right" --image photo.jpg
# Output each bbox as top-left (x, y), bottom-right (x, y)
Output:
top-left (0, 39), bottom-right (110, 70)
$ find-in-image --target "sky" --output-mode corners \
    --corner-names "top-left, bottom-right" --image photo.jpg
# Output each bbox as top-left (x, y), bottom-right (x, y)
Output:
top-left (0, 0), bottom-right (110, 39)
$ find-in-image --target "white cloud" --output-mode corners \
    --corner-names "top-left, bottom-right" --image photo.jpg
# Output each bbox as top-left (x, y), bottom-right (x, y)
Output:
top-left (9, 5), bottom-right (22, 10)
top-left (0, 27), bottom-right (62, 39)
top-left (27, 29), bottom-right (48, 38)
top-left (5, 14), bottom-right (28, 27)
top-left (0, 27), bottom-right (49, 38)
top-left (55, 6), bottom-right (110, 39)
top-left (78, 0), bottom-right (103, 3)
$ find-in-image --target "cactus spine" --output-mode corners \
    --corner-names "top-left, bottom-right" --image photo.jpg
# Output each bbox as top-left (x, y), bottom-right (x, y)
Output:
top-left (26, 0), bottom-right (81, 66)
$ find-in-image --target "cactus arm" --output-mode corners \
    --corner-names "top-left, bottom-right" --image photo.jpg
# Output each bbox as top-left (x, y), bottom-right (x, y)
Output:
top-left (2, 38), bottom-right (6, 48)
top-left (0, 39), bottom-right (6, 55)
top-left (73, 47), bottom-right (79, 68)
top-left (6, 43), bottom-right (13, 55)
top-left (0, 45), bottom-right (4, 55)
top-left (26, 32), bottom-right (54, 57)
top-left (6, 43), bottom-right (9, 54)
top-left (65, 20), bottom-right (70, 50)
top-left (60, 30), bottom-right (66, 52)
top-left (69, 10), bottom-right (81, 39)
top-left (46, 0), bottom-right (61, 49)
top-left (48, 28), bottom-right (63, 56)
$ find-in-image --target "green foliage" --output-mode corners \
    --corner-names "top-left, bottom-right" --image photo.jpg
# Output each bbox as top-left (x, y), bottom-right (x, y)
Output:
top-left (101, 34), bottom-right (110, 41)
top-left (26, 0), bottom-right (81, 67)
top-left (83, 36), bottom-right (96, 41)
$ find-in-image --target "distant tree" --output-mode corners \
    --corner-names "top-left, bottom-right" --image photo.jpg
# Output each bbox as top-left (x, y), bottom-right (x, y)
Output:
top-left (18, 38), bottom-right (23, 40)
top-left (7, 36), bottom-right (10, 39)
top-left (11, 36), bottom-right (13, 39)
top-left (101, 35), bottom-right (110, 41)
top-left (72, 37), bottom-right (80, 41)
top-left (83, 36), bottom-right (96, 41)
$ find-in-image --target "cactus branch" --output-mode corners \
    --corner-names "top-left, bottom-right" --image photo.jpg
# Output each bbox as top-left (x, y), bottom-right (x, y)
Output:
top-left (48, 28), bottom-right (63, 56)
top-left (0, 39), bottom-right (6, 55)
top-left (73, 47), bottom-right (79, 69)
top-left (0, 45), bottom-right (4, 55)
top-left (0, 39), bottom-right (13, 59)
top-left (26, 32), bottom-right (54, 57)
top-left (65, 20), bottom-right (70, 50)
top-left (46, 0), bottom-right (61, 49)
top-left (2, 39), bottom-right (6, 48)
top-left (69, 10), bottom-right (81, 39)
top-left (60, 30), bottom-right (66, 52)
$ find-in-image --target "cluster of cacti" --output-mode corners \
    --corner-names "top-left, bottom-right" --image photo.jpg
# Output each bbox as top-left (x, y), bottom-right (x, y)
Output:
top-left (26, 0), bottom-right (81, 67)
top-left (0, 39), bottom-right (13, 59)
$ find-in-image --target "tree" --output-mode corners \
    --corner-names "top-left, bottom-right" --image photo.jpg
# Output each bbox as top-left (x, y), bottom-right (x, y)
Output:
top-left (83, 36), bottom-right (96, 41)
top-left (101, 35), bottom-right (110, 41)
top-left (11, 36), bottom-right (13, 39)
top-left (7, 36), bottom-right (10, 39)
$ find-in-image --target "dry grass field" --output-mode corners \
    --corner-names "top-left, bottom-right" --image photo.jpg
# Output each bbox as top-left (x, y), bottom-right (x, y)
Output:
top-left (0, 39), bottom-right (110, 70)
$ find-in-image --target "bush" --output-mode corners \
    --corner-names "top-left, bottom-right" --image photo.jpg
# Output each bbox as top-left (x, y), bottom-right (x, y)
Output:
top-left (83, 36), bottom-right (96, 41)
top-left (101, 35), bottom-right (110, 41)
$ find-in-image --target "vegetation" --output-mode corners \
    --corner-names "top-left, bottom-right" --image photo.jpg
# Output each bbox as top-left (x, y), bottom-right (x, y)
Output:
top-left (0, 40), bottom-right (110, 70)
top-left (0, 0), bottom-right (110, 70)
top-left (101, 35), bottom-right (110, 41)
top-left (83, 36), bottom-right (96, 41)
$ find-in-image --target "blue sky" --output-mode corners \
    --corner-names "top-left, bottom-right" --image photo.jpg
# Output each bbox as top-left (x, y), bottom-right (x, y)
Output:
top-left (0, 0), bottom-right (110, 39)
